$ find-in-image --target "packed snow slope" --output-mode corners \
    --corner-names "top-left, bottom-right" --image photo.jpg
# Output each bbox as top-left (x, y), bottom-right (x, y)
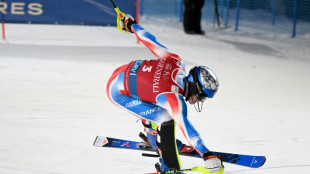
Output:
top-left (1, 19), bottom-right (310, 174)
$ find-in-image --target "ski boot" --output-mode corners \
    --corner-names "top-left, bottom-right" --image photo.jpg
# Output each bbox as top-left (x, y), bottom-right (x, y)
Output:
top-left (176, 139), bottom-right (197, 155)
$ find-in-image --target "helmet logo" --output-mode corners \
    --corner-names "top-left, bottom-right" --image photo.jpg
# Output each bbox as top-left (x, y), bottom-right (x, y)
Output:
top-left (195, 82), bottom-right (203, 94)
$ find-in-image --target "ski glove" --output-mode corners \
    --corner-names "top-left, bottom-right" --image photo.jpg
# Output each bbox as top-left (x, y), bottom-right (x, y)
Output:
top-left (203, 152), bottom-right (222, 173)
top-left (119, 14), bottom-right (136, 33)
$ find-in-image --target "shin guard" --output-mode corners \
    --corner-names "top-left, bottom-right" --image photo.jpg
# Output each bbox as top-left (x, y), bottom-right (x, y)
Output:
top-left (158, 120), bottom-right (182, 170)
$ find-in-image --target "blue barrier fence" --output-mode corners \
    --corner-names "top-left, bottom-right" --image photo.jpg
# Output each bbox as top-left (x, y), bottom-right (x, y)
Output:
top-left (140, 0), bottom-right (310, 38)
top-left (0, 0), bottom-right (137, 26)
top-left (230, 0), bottom-right (306, 38)
top-left (1, 0), bottom-right (309, 38)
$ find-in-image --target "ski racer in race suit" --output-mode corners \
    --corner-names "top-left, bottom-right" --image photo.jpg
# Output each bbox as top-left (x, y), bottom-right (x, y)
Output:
top-left (106, 14), bottom-right (223, 174)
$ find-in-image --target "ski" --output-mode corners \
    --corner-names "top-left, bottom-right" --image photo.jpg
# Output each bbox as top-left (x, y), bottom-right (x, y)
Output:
top-left (93, 136), bottom-right (266, 168)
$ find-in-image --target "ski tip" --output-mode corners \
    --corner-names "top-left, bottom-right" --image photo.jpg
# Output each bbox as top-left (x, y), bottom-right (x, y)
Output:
top-left (252, 156), bottom-right (267, 168)
top-left (93, 136), bottom-right (109, 147)
top-left (260, 156), bottom-right (267, 167)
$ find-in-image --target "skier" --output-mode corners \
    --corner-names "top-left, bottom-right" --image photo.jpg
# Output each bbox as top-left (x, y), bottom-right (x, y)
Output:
top-left (106, 14), bottom-right (223, 174)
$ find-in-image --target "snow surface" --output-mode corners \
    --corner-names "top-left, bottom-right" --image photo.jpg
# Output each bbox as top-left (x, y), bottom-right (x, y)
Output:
top-left (1, 18), bottom-right (310, 174)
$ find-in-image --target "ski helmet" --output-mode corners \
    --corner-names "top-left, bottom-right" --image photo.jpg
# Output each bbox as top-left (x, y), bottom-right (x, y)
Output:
top-left (186, 66), bottom-right (219, 102)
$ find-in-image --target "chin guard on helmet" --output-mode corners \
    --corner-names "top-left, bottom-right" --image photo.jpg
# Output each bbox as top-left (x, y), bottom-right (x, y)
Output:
top-left (194, 100), bottom-right (204, 112)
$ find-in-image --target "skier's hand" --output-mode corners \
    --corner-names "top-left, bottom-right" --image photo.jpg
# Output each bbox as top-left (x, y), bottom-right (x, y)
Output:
top-left (119, 14), bottom-right (136, 33)
top-left (203, 152), bottom-right (222, 173)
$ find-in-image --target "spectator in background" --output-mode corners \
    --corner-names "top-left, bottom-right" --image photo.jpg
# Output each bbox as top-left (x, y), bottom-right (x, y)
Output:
top-left (183, 0), bottom-right (205, 35)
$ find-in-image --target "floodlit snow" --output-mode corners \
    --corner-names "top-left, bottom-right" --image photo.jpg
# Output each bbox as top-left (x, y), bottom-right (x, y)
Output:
top-left (1, 18), bottom-right (310, 174)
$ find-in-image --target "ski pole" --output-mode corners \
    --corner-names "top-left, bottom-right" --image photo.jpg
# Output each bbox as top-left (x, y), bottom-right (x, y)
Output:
top-left (170, 166), bottom-right (223, 174)
top-left (110, 0), bottom-right (126, 33)
top-left (145, 168), bottom-right (193, 174)
top-left (147, 166), bottom-right (222, 174)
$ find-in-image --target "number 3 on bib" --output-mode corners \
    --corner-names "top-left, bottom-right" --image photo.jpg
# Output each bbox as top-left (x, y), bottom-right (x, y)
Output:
top-left (142, 65), bottom-right (152, 72)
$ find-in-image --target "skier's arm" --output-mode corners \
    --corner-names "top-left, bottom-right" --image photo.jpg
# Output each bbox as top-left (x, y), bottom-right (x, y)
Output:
top-left (121, 14), bottom-right (182, 60)
top-left (131, 24), bottom-right (180, 60)
top-left (156, 92), bottom-right (210, 157)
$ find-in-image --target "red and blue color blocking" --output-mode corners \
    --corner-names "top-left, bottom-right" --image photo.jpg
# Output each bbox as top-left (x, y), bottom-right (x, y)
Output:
top-left (107, 24), bottom-right (210, 157)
